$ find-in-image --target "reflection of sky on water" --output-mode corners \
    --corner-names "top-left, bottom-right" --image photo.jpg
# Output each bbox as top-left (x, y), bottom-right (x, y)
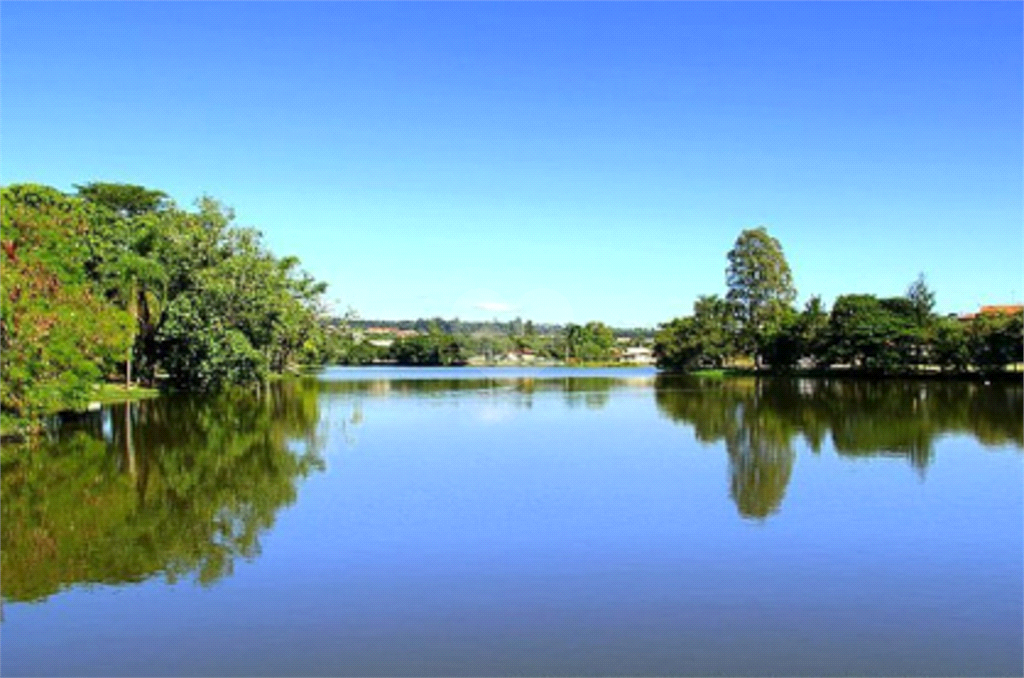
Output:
top-left (2, 368), bottom-right (1020, 677)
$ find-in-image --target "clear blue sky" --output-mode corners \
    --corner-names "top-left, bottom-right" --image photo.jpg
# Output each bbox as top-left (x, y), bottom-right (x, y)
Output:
top-left (2, 2), bottom-right (1021, 327)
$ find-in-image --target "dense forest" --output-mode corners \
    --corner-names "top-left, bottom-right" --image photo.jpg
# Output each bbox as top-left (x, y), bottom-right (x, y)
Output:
top-left (1, 183), bottom-right (329, 435)
top-left (653, 227), bottom-right (1023, 376)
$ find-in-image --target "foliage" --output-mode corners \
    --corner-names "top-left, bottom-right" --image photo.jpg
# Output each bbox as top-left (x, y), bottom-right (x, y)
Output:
top-left (825, 294), bottom-right (919, 372)
top-left (340, 316), bottom-right (656, 342)
top-left (1, 185), bottom-right (135, 432)
top-left (968, 311), bottom-right (1024, 372)
top-left (658, 229), bottom-right (1021, 376)
top-left (725, 226), bottom-right (797, 363)
top-left (906, 273), bottom-right (936, 328)
top-left (565, 321), bottom-right (616, 362)
top-left (931, 317), bottom-right (971, 372)
top-left (2, 182), bottom-right (329, 426)
top-left (654, 295), bottom-right (737, 371)
top-left (758, 306), bottom-right (802, 370)
top-left (157, 295), bottom-right (269, 389)
top-left (74, 182), bottom-right (169, 217)
top-left (316, 329), bottom-right (383, 365)
top-left (388, 327), bottom-right (468, 366)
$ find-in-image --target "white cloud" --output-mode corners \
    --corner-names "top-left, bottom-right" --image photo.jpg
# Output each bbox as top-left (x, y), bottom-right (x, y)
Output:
top-left (473, 301), bottom-right (514, 312)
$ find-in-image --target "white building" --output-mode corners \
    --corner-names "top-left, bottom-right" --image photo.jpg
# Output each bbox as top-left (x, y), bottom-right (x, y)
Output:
top-left (620, 346), bottom-right (654, 365)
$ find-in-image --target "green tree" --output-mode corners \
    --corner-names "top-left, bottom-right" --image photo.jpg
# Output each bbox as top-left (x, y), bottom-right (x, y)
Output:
top-left (388, 328), bottom-right (467, 366)
top-left (969, 312), bottom-right (1024, 372)
top-left (654, 295), bottom-right (737, 371)
top-left (74, 182), bottom-right (169, 217)
top-left (906, 273), bottom-right (936, 328)
top-left (564, 321), bottom-right (616, 362)
top-left (725, 226), bottom-right (797, 367)
top-left (931, 316), bottom-right (970, 372)
top-left (798, 296), bottom-right (830, 366)
top-left (78, 183), bottom-right (171, 386)
top-left (145, 198), bottom-right (327, 386)
top-left (759, 307), bottom-right (802, 370)
top-left (1, 185), bottom-right (134, 433)
top-left (826, 294), bottom-right (917, 372)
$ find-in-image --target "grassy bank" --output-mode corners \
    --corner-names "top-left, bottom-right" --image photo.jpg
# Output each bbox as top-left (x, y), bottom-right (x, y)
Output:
top-left (92, 383), bottom-right (162, 405)
top-left (690, 369), bottom-right (727, 379)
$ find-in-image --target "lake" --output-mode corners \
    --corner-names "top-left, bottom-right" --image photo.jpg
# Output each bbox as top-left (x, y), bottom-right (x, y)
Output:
top-left (2, 367), bottom-right (1021, 677)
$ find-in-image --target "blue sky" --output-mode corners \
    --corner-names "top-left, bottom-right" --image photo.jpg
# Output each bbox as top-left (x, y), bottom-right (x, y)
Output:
top-left (2, 2), bottom-right (1021, 327)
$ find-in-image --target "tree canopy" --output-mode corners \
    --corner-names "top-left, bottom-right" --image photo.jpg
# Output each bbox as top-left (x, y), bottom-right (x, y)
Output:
top-left (1, 182), bottom-right (330, 434)
top-left (725, 226), bottom-right (797, 364)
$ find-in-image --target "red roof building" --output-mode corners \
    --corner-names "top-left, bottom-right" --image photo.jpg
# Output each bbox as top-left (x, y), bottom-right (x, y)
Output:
top-left (958, 305), bottom-right (1024, 321)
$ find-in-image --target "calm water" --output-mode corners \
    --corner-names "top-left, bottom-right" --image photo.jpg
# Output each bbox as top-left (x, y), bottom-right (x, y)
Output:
top-left (2, 367), bottom-right (1021, 677)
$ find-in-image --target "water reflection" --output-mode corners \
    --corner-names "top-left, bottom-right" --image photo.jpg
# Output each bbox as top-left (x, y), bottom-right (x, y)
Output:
top-left (316, 375), bottom-right (632, 411)
top-left (655, 375), bottom-right (1023, 519)
top-left (5, 371), bottom-right (1019, 603)
top-left (0, 380), bottom-right (325, 604)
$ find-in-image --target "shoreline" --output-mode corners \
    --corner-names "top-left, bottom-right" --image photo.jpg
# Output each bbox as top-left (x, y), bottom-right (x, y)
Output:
top-left (686, 367), bottom-right (1024, 383)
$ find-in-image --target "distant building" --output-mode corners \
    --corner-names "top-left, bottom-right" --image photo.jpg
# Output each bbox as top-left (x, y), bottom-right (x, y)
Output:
top-left (619, 346), bottom-right (655, 365)
top-left (363, 327), bottom-right (419, 338)
top-left (958, 304), bottom-right (1024, 321)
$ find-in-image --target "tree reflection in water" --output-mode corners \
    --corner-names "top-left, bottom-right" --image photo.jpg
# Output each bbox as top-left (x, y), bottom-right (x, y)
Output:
top-left (1, 379), bottom-right (325, 603)
top-left (315, 375), bottom-right (620, 412)
top-left (5, 372), bottom-right (1018, 602)
top-left (654, 375), bottom-right (1023, 520)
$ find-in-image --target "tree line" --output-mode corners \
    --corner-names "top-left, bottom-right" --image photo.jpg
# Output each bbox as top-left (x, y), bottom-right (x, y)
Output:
top-left (341, 316), bottom-right (653, 340)
top-left (318, 318), bottom-right (623, 366)
top-left (654, 227), bottom-right (1023, 375)
top-left (4, 183), bottom-right (1018, 433)
top-left (1, 182), bottom-right (329, 435)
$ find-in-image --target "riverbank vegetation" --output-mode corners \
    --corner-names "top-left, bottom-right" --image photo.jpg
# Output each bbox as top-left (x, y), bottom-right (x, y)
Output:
top-left (1, 182), bottom-right (329, 435)
top-left (4, 182), bottom-right (1017, 434)
top-left (654, 227), bottom-right (1023, 377)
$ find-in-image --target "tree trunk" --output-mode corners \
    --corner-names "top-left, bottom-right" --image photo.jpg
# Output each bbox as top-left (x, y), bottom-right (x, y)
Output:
top-left (124, 402), bottom-right (136, 481)
top-left (126, 278), bottom-right (138, 389)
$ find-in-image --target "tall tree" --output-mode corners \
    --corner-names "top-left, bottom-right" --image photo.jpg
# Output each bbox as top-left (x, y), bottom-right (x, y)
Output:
top-left (78, 184), bottom-right (170, 386)
top-left (905, 272), bottom-right (936, 327)
top-left (725, 227), bottom-right (797, 367)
